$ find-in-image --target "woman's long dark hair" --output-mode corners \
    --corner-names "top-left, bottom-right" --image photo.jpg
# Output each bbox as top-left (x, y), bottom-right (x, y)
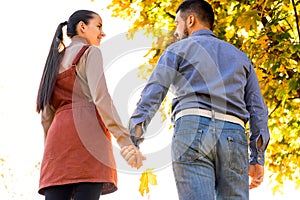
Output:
top-left (36, 10), bottom-right (97, 113)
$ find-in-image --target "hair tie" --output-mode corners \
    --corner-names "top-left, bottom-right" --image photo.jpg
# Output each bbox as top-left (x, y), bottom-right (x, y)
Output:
top-left (60, 21), bottom-right (68, 26)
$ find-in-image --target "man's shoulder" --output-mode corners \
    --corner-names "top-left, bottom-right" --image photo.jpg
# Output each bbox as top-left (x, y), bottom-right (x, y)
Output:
top-left (215, 38), bottom-right (249, 58)
top-left (166, 39), bottom-right (186, 50)
top-left (165, 37), bottom-right (198, 52)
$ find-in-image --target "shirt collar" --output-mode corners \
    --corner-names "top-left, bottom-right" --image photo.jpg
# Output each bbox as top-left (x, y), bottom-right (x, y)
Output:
top-left (190, 29), bottom-right (216, 37)
top-left (70, 35), bottom-right (89, 46)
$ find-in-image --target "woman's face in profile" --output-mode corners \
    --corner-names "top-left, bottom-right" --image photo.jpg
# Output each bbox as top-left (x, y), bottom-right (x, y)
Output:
top-left (82, 14), bottom-right (106, 46)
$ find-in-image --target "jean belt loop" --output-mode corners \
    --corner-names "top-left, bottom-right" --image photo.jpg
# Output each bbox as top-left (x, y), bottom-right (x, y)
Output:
top-left (211, 109), bottom-right (215, 122)
top-left (211, 109), bottom-right (216, 133)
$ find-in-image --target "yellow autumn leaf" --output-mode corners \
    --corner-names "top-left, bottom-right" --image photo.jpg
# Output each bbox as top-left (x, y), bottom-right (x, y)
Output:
top-left (139, 168), bottom-right (158, 196)
top-left (236, 10), bottom-right (259, 31)
top-left (225, 26), bottom-right (235, 40)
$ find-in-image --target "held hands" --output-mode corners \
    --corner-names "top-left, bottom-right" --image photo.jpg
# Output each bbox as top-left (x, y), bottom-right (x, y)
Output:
top-left (121, 144), bottom-right (146, 169)
top-left (121, 123), bottom-right (145, 169)
top-left (249, 164), bottom-right (264, 189)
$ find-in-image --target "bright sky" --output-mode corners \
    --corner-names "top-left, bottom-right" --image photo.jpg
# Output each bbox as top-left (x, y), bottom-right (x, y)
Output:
top-left (0, 0), bottom-right (299, 199)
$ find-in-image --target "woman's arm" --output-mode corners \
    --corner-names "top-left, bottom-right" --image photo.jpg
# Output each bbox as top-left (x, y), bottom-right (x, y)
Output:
top-left (41, 104), bottom-right (55, 143)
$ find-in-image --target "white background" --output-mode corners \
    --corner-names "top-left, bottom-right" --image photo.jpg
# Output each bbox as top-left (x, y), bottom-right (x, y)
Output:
top-left (0, 0), bottom-right (299, 199)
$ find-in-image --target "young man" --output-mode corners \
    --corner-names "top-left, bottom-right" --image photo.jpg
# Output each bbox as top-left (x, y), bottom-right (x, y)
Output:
top-left (123, 0), bottom-right (270, 199)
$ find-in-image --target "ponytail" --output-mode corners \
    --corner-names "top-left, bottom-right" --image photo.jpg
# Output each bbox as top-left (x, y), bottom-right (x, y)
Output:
top-left (37, 10), bottom-right (97, 112)
top-left (36, 21), bottom-right (68, 113)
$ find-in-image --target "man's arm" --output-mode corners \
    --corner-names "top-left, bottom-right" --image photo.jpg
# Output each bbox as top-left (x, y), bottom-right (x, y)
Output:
top-left (129, 49), bottom-right (179, 147)
top-left (244, 64), bottom-right (270, 189)
top-left (245, 64), bottom-right (270, 165)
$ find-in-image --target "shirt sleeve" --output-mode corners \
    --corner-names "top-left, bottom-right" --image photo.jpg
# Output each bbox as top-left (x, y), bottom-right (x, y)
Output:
top-left (41, 104), bottom-right (55, 139)
top-left (244, 64), bottom-right (270, 165)
top-left (85, 47), bottom-right (133, 147)
top-left (128, 48), bottom-right (179, 143)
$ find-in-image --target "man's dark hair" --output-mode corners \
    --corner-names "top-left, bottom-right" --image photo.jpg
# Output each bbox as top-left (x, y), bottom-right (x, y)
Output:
top-left (176, 0), bottom-right (214, 30)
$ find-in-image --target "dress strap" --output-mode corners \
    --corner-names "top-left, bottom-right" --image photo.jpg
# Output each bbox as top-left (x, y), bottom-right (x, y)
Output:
top-left (72, 45), bottom-right (90, 66)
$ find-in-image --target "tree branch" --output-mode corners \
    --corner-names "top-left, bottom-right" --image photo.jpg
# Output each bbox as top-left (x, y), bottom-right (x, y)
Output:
top-left (165, 11), bottom-right (175, 19)
top-left (269, 100), bottom-right (282, 117)
top-left (288, 96), bottom-right (300, 100)
top-left (268, 96), bottom-right (300, 117)
top-left (291, 0), bottom-right (300, 43)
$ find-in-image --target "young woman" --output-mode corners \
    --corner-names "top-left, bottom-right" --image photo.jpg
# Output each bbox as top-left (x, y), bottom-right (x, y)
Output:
top-left (36, 10), bottom-right (144, 200)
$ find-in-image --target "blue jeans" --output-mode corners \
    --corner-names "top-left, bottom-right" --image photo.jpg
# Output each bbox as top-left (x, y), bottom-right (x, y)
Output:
top-left (172, 115), bottom-right (248, 200)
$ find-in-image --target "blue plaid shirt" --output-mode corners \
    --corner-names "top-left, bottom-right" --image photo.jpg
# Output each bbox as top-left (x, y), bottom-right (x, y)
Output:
top-left (129, 30), bottom-right (270, 165)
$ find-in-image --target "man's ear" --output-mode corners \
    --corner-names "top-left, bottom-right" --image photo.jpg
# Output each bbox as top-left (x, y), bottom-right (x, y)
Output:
top-left (187, 15), bottom-right (195, 27)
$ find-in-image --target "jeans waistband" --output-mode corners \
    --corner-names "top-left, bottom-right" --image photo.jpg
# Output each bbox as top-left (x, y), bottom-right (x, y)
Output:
top-left (174, 108), bottom-right (245, 128)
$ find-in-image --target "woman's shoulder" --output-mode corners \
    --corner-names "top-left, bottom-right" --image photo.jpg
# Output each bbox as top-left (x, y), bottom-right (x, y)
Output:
top-left (85, 45), bottom-right (102, 57)
top-left (67, 43), bottom-right (103, 63)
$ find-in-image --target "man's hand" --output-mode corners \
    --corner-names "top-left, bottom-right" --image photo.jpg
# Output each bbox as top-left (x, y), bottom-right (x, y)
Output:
top-left (121, 144), bottom-right (146, 169)
top-left (249, 164), bottom-right (264, 189)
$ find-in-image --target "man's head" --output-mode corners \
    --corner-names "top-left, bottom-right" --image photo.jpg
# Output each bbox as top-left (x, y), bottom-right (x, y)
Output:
top-left (174, 0), bottom-right (214, 40)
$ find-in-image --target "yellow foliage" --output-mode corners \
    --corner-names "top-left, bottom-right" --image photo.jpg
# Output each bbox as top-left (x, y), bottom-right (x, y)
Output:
top-left (236, 10), bottom-right (259, 32)
top-left (254, 35), bottom-right (269, 50)
top-left (225, 26), bottom-right (235, 40)
top-left (139, 168), bottom-right (158, 196)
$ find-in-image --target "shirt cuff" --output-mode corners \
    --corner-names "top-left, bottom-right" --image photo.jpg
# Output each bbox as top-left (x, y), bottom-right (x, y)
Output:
top-left (130, 136), bottom-right (143, 148)
top-left (128, 119), bottom-right (146, 148)
top-left (249, 129), bottom-right (270, 165)
top-left (249, 149), bottom-right (265, 165)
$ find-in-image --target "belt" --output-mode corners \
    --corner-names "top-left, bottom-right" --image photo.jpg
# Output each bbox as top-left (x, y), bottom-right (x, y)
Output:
top-left (174, 108), bottom-right (245, 128)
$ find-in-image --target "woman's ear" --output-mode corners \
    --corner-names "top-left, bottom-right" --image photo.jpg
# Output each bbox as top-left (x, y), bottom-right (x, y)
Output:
top-left (77, 21), bottom-right (86, 33)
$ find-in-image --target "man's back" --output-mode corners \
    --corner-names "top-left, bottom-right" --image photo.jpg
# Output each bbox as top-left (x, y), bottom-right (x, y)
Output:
top-left (163, 29), bottom-right (252, 121)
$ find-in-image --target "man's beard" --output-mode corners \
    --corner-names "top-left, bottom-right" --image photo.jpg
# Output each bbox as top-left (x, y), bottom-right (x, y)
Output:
top-left (179, 24), bottom-right (189, 40)
top-left (182, 25), bottom-right (189, 39)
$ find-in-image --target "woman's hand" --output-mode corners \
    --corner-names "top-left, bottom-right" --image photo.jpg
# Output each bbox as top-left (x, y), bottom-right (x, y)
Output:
top-left (121, 144), bottom-right (146, 169)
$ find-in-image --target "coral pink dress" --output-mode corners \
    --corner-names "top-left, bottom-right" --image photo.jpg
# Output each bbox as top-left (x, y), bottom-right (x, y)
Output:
top-left (39, 46), bottom-right (117, 195)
